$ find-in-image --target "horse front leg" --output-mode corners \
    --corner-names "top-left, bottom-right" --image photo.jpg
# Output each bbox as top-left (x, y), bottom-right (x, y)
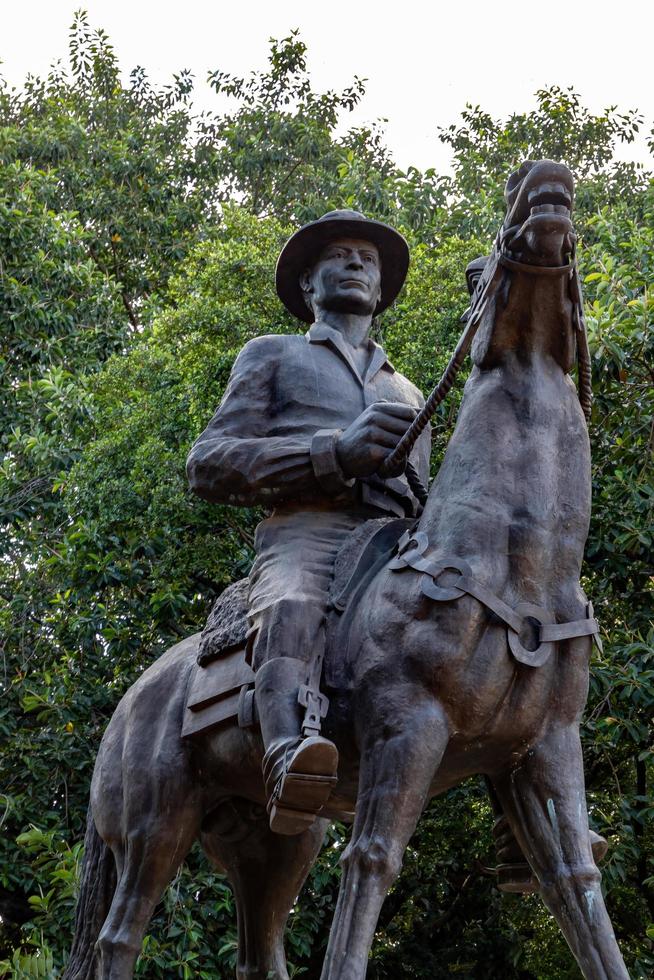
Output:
top-left (321, 688), bottom-right (449, 980)
top-left (493, 723), bottom-right (629, 979)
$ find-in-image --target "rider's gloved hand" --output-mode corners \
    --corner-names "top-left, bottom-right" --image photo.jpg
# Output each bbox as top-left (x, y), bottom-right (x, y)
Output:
top-left (336, 402), bottom-right (417, 479)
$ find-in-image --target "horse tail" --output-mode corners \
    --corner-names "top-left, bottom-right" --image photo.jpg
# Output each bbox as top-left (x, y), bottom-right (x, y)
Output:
top-left (62, 806), bottom-right (116, 980)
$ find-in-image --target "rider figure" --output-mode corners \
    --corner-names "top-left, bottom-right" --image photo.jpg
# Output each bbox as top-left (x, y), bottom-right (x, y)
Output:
top-left (187, 210), bottom-right (430, 835)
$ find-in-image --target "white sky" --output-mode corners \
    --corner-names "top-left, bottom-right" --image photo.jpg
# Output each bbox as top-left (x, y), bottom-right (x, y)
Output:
top-left (1, 1), bottom-right (652, 174)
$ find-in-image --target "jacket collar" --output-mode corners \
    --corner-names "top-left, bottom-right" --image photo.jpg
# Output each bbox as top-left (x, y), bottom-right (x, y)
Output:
top-left (306, 321), bottom-right (395, 386)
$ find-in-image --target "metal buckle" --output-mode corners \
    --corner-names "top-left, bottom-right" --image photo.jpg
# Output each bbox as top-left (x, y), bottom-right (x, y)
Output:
top-left (507, 602), bottom-right (555, 667)
top-left (588, 601), bottom-right (603, 653)
top-left (420, 557), bottom-right (473, 602)
top-left (298, 684), bottom-right (330, 737)
top-left (388, 530), bottom-right (429, 570)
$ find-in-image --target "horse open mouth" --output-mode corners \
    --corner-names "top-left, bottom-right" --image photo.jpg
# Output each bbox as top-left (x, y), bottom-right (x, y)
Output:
top-left (528, 186), bottom-right (572, 217)
top-left (504, 162), bottom-right (575, 230)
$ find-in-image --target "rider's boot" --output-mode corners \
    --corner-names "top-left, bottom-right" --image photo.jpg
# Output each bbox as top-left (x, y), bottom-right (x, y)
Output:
top-left (493, 814), bottom-right (609, 893)
top-left (256, 657), bottom-right (338, 836)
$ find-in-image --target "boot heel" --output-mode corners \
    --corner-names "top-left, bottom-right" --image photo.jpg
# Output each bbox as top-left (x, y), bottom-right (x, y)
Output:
top-left (497, 863), bottom-right (538, 894)
top-left (269, 803), bottom-right (317, 836)
top-left (279, 770), bottom-right (336, 810)
top-left (269, 772), bottom-right (338, 835)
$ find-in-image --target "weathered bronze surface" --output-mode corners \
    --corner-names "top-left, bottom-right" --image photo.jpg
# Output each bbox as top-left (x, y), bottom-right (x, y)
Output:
top-left (65, 168), bottom-right (629, 980)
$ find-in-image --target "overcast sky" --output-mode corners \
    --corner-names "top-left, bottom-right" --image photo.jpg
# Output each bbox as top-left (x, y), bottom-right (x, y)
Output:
top-left (2, 1), bottom-right (652, 174)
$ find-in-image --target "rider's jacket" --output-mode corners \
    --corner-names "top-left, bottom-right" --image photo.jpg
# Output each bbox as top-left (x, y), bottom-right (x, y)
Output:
top-left (186, 321), bottom-right (430, 518)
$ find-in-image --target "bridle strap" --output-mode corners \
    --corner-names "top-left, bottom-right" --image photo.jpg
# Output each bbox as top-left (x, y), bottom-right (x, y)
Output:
top-left (389, 539), bottom-right (603, 666)
top-left (498, 252), bottom-right (573, 277)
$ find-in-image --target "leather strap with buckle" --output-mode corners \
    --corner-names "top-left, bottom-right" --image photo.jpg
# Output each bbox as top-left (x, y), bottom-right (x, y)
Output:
top-left (390, 538), bottom-right (602, 667)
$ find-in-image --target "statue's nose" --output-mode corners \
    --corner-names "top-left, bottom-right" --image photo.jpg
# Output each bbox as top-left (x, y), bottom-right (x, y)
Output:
top-left (346, 253), bottom-right (364, 269)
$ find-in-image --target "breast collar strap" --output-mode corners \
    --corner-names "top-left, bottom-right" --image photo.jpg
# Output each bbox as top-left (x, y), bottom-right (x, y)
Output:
top-left (389, 532), bottom-right (602, 667)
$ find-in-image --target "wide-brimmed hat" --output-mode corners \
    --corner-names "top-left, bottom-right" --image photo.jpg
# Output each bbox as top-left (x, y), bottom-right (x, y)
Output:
top-left (275, 209), bottom-right (410, 323)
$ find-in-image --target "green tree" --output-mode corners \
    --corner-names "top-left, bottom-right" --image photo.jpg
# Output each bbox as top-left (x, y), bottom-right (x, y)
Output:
top-left (1, 15), bottom-right (426, 966)
top-left (1, 13), bottom-right (652, 979)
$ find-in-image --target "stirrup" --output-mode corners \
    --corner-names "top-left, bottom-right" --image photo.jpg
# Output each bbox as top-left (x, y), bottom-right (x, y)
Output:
top-left (267, 737), bottom-right (338, 836)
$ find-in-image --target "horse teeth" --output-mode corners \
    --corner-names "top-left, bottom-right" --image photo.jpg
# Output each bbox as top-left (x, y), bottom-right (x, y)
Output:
top-left (529, 203), bottom-right (571, 217)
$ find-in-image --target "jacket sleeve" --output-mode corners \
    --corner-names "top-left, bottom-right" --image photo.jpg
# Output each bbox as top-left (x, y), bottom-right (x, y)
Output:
top-left (186, 337), bottom-right (352, 506)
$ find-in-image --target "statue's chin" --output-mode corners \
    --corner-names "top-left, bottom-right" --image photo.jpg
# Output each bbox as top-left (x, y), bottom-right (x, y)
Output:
top-left (320, 295), bottom-right (375, 318)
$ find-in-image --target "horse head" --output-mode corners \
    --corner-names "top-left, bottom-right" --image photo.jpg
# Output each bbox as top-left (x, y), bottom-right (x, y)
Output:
top-left (502, 159), bottom-right (575, 268)
top-left (380, 160), bottom-right (592, 493)
top-left (466, 160), bottom-right (591, 416)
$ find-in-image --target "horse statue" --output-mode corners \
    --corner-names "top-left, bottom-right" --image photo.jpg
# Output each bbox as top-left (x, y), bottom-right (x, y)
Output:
top-left (64, 161), bottom-right (629, 980)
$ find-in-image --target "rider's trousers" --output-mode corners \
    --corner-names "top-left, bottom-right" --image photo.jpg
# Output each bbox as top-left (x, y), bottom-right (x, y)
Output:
top-left (246, 505), bottom-right (383, 672)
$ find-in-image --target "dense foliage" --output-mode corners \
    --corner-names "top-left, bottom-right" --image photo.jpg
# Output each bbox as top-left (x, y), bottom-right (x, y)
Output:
top-left (0, 11), bottom-right (652, 978)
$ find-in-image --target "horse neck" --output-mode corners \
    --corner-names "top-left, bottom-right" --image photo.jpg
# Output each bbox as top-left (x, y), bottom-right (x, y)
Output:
top-left (419, 268), bottom-right (590, 583)
top-left (471, 270), bottom-right (576, 373)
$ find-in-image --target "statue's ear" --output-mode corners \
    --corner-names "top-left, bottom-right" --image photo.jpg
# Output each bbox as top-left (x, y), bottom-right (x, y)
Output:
top-left (375, 260), bottom-right (382, 307)
top-left (299, 269), bottom-right (314, 313)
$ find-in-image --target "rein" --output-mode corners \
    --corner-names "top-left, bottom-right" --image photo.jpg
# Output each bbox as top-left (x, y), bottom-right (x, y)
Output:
top-left (380, 232), bottom-right (594, 495)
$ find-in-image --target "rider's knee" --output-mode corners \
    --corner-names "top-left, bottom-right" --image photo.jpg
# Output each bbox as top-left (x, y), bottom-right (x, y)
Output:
top-left (250, 598), bottom-right (326, 668)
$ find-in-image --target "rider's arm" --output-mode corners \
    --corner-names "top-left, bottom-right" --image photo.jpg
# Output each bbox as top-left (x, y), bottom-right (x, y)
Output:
top-left (186, 336), bottom-right (354, 506)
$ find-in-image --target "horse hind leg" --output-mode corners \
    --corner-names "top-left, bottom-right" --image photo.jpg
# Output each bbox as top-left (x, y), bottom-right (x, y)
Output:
top-left (94, 812), bottom-right (199, 980)
top-left (201, 797), bottom-right (328, 980)
top-left (492, 723), bottom-right (629, 979)
top-left (92, 729), bottom-right (202, 977)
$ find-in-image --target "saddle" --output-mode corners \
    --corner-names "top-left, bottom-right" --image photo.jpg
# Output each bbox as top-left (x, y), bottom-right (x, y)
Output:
top-left (182, 517), bottom-right (413, 739)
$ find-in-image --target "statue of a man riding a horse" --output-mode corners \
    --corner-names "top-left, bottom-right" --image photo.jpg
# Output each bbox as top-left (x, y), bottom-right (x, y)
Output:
top-left (64, 161), bottom-right (630, 980)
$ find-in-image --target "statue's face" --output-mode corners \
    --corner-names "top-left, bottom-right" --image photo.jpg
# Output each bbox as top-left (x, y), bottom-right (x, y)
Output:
top-left (301, 237), bottom-right (382, 318)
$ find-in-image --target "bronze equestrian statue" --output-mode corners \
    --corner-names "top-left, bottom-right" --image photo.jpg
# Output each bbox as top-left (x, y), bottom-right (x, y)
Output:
top-left (64, 162), bottom-right (630, 980)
